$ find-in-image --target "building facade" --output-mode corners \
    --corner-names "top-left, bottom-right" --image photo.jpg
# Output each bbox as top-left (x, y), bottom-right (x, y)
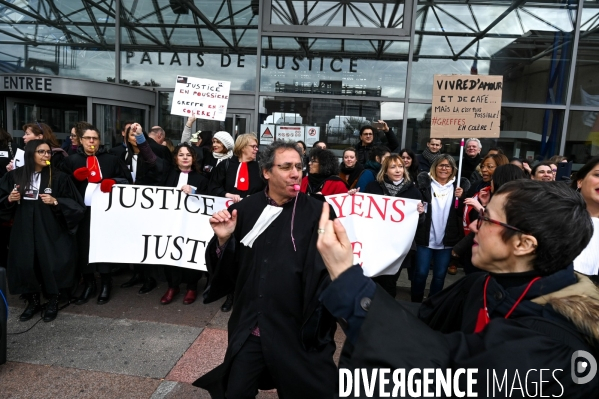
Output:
top-left (0, 0), bottom-right (598, 165)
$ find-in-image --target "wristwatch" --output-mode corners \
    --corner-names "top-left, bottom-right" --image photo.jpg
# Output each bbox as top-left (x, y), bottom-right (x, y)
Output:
top-left (53, 200), bottom-right (58, 206)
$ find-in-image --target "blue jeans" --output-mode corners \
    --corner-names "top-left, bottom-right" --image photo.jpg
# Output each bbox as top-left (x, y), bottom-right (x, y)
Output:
top-left (411, 246), bottom-right (453, 301)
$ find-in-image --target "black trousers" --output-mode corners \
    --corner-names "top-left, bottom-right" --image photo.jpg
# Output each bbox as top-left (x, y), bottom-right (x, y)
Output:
top-left (164, 266), bottom-right (201, 290)
top-left (226, 335), bottom-right (267, 399)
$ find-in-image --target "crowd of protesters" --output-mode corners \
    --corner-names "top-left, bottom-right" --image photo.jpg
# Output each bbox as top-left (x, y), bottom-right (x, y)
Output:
top-left (0, 119), bottom-right (598, 397)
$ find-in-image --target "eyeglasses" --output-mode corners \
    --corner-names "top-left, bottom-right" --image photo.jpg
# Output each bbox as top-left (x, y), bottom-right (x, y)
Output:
top-left (480, 163), bottom-right (496, 170)
top-left (309, 159), bottom-right (319, 164)
top-left (437, 164), bottom-right (453, 169)
top-left (36, 150), bottom-right (52, 156)
top-left (476, 208), bottom-right (528, 234)
top-left (362, 133), bottom-right (374, 136)
top-left (70, 134), bottom-right (77, 138)
top-left (247, 145), bottom-right (259, 150)
top-left (276, 163), bottom-right (302, 171)
top-left (81, 136), bottom-right (98, 141)
top-left (551, 169), bottom-right (557, 173)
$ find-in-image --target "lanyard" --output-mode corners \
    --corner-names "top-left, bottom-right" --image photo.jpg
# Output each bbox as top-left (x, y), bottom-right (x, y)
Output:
top-left (474, 275), bottom-right (541, 333)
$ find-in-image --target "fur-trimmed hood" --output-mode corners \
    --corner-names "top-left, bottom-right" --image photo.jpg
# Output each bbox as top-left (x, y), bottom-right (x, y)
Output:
top-left (533, 273), bottom-right (599, 343)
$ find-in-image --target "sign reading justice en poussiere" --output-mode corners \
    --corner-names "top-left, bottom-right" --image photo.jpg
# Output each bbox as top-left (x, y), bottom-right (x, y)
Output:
top-left (170, 75), bottom-right (230, 121)
top-left (89, 185), bottom-right (229, 270)
top-left (431, 74), bottom-right (503, 138)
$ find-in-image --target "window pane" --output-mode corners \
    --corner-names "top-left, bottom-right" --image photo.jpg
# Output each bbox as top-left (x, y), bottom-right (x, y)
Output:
top-left (270, 0), bottom-right (405, 29)
top-left (259, 96), bottom-right (403, 150)
top-left (406, 103), bottom-right (564, 160)
top-left (410, 0), bottom-right (578, 105)
top-left (261, 37), bottom-right (408, 98)
top-left (565, 110), bottom-right (599, 166)
top-left (571, 1), bottom-right (599, 105)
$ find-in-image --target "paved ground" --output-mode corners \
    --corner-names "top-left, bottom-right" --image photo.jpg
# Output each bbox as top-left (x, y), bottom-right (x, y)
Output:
top-left (0, 268), bottom-right (464, 398)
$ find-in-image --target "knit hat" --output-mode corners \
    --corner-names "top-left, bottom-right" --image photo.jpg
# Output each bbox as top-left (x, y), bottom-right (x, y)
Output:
top-left (213, 131), bottom-right (234, 150)
top-left (190, 131), bottom-right (202, 143)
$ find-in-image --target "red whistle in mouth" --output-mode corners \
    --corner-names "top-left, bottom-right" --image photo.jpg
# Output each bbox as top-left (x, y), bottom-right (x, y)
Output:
top-left (293, 184), bottom-right (300, 191)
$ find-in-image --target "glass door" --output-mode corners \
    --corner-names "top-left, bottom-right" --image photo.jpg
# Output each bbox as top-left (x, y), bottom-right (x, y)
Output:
top-left (92, 100), bottom-right (148, 150)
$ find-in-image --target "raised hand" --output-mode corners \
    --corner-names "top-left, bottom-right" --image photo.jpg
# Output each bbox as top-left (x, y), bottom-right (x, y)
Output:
top-left (210, 209), bottom-right (238, 246)
top-left (316, 202), bottom-right (354, 280)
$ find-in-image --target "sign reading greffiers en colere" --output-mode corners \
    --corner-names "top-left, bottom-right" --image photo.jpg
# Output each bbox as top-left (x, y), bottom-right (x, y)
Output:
top-left (126, 51), bottom-right (359, 73)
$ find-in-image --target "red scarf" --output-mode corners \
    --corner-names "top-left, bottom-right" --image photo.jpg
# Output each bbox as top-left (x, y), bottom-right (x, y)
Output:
top-left (86, 156), bottom-right (102, 183)
top-left (235, 162), bottom-right (249, 191)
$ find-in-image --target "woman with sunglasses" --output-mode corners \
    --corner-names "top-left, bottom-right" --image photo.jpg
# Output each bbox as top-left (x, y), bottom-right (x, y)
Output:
top-left (300, 148), bottom-right (348, 201)
top-left (0, 140), bottom-right (85, 322)
top-left (61, 125), bottom-right (133, 305)
top-left (572, 156), bottom-right (599, 275)
top-left (208, 133), bottom-right (265, 312)
top-left (159, 143), bottom-right (209, 305)
top-left (411, 154), bottom-right (467, 302)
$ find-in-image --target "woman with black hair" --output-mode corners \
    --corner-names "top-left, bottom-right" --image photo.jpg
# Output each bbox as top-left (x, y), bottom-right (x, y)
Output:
top-left (160, 143), bottom-right (209, 305)
top-left (0, 140), bottom-right (85, 322)
top-left (572, 156), bottom-right (599, 275)
top-left (7, 123), bottom-right (68, 172)
top-left (399, 148), bottom-right (420, 184)
top-left (300, 148), bottom-right (348, 200)
top-left (0, 128), bottom-right (15, 178)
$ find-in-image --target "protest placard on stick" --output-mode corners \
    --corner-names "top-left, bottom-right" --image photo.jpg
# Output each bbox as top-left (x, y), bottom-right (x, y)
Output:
top-left (431, 74), bottom-right (503, 138)
top-left (171, 76), bottom-right (230, 121)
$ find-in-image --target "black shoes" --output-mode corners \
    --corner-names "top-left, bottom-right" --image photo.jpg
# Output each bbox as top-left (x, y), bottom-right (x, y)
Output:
top-left (121, 273), bottom-right (143, 288)
top-left (19, 293), bottom-right (42, 321)
top-left (138, 277), bottom-right (157, 294)
top-left (97, 280), bottom-right (112, 305)
top-left (221, 293), bottom-right (234, 312)
top-left (43, 296), bottom-right (58, 322)
top-left (76, 279), bottom-right (97, 305)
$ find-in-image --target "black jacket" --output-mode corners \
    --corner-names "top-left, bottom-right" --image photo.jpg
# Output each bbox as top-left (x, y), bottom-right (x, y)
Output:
top-left (363, 179), bottom-right (422, 201)
top-left (163, 168), bottom-right (209, 195)
top-left (355, 128), bottom-right (400, 165)
top-left (208, 157), bottom-right (265, 198)
top-left (415, 173), bottom-right (469, 247)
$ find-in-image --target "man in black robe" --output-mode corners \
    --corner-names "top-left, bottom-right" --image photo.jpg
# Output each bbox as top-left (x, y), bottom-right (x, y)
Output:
top-left (194, 140), bottom-right (337, 398)
top-left (317, 180), bottom-right (599, 398)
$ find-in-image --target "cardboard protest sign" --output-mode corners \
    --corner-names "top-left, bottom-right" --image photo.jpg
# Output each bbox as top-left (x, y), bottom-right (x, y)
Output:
top-left (431, 74), bottom-right (503, 138)
top-left (276, 125), bottom-right (304, 142)
top-left (171, 76), bottom-right (230, 121)
top-left (325, 193), bottom-right (420, 277)
top-left (89, 185), bottom-right (229, 270)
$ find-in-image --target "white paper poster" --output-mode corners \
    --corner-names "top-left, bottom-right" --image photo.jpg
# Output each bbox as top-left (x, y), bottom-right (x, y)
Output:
top-left (13, 148), bottom-right (25, 169)
top-left (89, 185), bottom-right (229, 270)
top-left (325, 193), bottom-right (420, 277)
top-left (305, 126), bottom-right (320, 147)
top-left (170, 76), bottom-right (231, 121)
top-left (260, 124), bottom-right (276, 145)
top-left (276, 125), bottom-right (304, 142)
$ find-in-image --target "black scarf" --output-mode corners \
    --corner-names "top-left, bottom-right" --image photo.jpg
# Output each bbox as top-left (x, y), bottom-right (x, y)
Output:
top-left (422, 148), bottom-right (442, 165)
top-left (340, 162), bottom-right (364, 187)
top-left (307, 173), bottom-right (328, 194)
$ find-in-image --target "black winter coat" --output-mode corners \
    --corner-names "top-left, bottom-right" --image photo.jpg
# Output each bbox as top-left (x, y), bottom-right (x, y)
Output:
top-left (363, 179), bottom-right (422, 200)
top-left (208, 157), bottom-right (265, 198)
top-left (355, 128), bottom-right (400, 165)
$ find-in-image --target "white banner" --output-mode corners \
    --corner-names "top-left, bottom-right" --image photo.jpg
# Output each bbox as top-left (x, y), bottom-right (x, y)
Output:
top-left (325, 193), bottom-right (420, 277)
top-left (170, 75), bottom-right (230, 121)
top-left (89, 185), bottom-right (229, 270)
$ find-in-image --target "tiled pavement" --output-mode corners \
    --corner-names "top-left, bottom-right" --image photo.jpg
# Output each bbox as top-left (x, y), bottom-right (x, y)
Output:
top-left (0, 269), bottom-right (463, 398)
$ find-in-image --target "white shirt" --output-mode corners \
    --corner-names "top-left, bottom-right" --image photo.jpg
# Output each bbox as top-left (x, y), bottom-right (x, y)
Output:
top-left (428, 176), bottom-right (455, 249)
top-left (574, 217), bottom-right (599, 275)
